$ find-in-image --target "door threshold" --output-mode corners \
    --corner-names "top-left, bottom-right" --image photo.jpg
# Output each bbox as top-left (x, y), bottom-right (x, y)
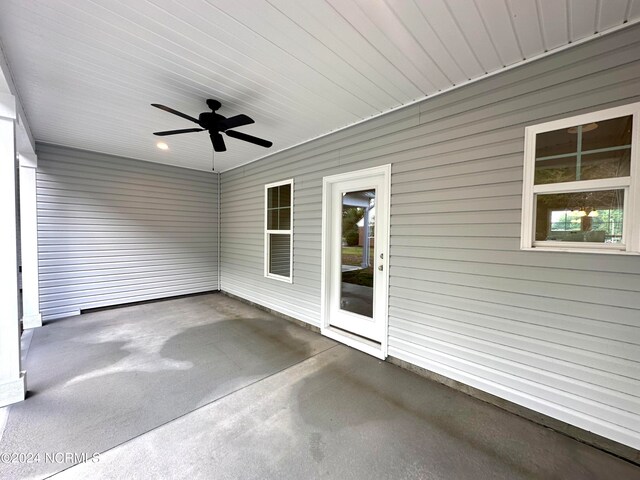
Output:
top-left (321, 325), bottom-right (386, 359)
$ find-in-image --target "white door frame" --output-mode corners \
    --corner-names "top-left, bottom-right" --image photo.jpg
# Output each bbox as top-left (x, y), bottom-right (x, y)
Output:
top-left (320, 164), bottom-right (391, 359)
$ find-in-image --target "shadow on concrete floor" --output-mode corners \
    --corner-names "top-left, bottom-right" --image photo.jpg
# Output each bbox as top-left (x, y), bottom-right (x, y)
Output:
top-left (0, 293), bottom-right (334, 479)
top-left (53, 345), bottom-right (640, 480)
top-left (2, 293), bottom-right (639, 480)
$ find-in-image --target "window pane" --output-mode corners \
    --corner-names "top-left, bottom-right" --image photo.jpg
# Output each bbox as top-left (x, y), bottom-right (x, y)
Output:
top-left (535, 115), bottom-right (633, 185)
top-left (535, 156), bottom-right (577, 185)
top-left (279, 184), bottom-right (291, 208)
top-left (549, 210), bottom-right (582, 232)
top-left (267, 187), bottom-right (278, 209)
top-left (269, 233), bottom-right (290, 277)
top-left (535, 190), bottom-right (624, 243)
top-left (536, 129), bottom-right (577, 158)
top-left (340, 189), bottom-right (375, 318)
top-left (581, 115), bottom-right (632, 151)
top-left (267, 209), bottom-right (278, 230)
top-left (535, 149), bottom-right (631, 184)
top-left (278, 207), bottom-right (291, 230)
top-left (581, 150), bottom-right (631, 181)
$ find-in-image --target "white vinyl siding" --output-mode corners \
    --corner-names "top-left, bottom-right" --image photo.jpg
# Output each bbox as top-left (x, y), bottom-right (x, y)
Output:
top-left (36, 144), bottom-right (219, 320)
top-left (221, 25), bottom-right (640, 450)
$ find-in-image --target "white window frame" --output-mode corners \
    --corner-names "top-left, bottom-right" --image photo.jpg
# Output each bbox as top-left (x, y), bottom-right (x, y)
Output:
top-left (521, 102), bottom-right (640, 255)
top-left (264, 179), bottom-right (293, 282)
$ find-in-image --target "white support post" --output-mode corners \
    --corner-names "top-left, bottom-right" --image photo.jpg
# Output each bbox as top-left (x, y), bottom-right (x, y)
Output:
top-left (19, 153), bottom-right (41, 328)
top-left (362, 206), bottom-right (370, 268)
top-left (0, 92), bottom-right (26, 407)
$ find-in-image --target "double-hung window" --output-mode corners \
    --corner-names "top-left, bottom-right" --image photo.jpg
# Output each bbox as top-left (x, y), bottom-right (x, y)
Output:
top-left (265, 179), bottom-right (293, 281)
top-left (521, 103), bottom-right (640, 254)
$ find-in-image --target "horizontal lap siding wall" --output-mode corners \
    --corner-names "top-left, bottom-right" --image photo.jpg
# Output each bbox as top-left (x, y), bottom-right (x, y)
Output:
top-left (221, 25), bottom-right (640, 449)
top-left (36, 144), bottom-right (218, 320)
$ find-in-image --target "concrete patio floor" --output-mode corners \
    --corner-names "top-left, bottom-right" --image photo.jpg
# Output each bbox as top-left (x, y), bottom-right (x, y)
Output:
top-left (0, 293), bottom-right (638, 479)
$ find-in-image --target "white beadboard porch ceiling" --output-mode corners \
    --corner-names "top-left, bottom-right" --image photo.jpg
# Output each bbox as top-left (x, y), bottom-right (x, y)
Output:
top-left (0, 1), bottom-right (639, 172)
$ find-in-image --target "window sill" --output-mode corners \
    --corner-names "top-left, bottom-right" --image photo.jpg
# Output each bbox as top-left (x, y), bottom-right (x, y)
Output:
top-left (265, 273), bottom-right (293, 283)
top-left (521, 246), bottom-right (639, 255)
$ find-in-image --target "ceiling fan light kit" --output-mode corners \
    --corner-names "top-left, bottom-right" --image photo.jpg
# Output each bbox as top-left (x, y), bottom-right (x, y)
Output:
top-left (152, 99), bottom-right (273, 170)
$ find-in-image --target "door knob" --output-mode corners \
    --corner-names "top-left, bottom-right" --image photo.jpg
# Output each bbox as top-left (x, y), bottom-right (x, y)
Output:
top-left (378, 265), bottom-right (384, 271)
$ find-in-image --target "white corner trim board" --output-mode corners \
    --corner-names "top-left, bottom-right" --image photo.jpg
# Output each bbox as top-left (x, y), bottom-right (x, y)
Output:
top-left (19, 153), bottom-right (42, 329)
top-left (0, 92), bottom-right (26, 407)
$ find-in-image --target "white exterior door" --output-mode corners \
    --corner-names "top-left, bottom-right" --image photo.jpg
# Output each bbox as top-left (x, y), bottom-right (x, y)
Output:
top-left (321, 165), bottom-right (390, 358)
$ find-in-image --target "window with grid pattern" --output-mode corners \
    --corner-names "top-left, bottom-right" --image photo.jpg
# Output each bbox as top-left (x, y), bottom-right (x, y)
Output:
top-left (521, 103), bottom-right (640, 254)
top-left (265, 180), bottom-right (293, 281)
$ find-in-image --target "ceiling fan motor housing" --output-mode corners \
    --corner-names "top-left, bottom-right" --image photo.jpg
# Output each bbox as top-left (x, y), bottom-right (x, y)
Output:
top-left (198, 112), bottom-right (227, 131)
top-left (206, 99), bottom-right (222, 111)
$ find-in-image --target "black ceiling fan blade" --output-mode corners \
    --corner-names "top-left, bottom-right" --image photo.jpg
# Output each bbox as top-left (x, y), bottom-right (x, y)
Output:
top-left (218, 114), bottom-right (254, 131)
top-left (153, 128), bottom-right (205, 136)
top-left (151, 104), bottom-right (200, 124)
top-left (210, 132), bottom-right (226, 152)
top-left (225, 129), bottom-right (273, 148)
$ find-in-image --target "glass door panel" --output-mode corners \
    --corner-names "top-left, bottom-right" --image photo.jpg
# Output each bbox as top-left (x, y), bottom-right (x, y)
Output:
top-left (340, 189), bottom-right (375, 318)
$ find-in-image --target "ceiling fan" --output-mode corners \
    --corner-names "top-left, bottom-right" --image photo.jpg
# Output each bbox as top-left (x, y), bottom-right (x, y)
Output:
top-left (151, 99), bottom-right (273, 154)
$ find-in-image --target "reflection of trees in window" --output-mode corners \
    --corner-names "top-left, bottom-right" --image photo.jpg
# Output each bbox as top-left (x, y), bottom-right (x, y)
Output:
top-left (592, 209), bottom-right (624, 241)
top-left (342, 207), bottom-right (364, 246)
top-left (534, 116), bottom-right (632, 185)
top-left (537, 189), bottom-right (624, 243)
top-left (550, 211), bottom-right (581, 231)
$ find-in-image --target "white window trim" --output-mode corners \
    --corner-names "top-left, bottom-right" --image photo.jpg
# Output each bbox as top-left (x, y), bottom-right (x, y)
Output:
top-left (521, 102), bottom-right (640, 255)
top-left (264, 178), bottom-right (293, 283)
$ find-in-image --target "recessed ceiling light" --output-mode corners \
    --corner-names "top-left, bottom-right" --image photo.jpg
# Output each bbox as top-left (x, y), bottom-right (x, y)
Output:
top-left (156, 141), bottom-right (169, 150)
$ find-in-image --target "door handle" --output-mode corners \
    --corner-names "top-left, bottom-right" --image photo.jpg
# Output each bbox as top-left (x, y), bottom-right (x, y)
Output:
top-left (378, 265), bottom-right (384, 271)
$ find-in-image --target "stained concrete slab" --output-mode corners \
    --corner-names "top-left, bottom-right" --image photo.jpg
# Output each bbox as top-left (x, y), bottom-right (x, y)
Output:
top-left (2, 293), bottom-right (639, 479)
top-left (55, 345), bottom-right (640, 480)
top-left (0, 293), bottom-right (335, 479)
